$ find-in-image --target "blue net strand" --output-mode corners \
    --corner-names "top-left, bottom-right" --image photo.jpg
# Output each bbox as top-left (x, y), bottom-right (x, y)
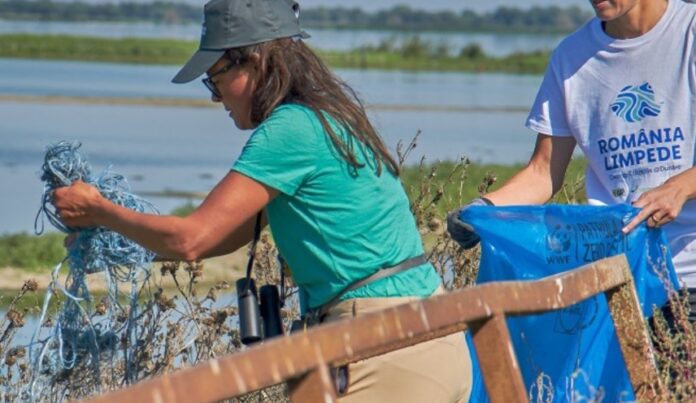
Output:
top-left (28, 141), bottom-right (159, 400)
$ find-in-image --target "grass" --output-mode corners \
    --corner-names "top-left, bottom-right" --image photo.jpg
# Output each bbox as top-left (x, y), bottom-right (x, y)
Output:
top-left (0, 33), bottom-right (551, 74)
top-left (322, 48), bottom-right (549, 74)
top-left (0, 232), bottom-right (65, 271)
top-left (0, 34), bottom-right (196, 65)
top-left (400, 156), bottom-right (588, 216)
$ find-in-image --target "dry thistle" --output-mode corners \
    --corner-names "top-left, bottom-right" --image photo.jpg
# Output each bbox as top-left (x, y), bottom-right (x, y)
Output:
top-left (95, 301), bottom-right (107, 316)
top-left (11, 346), bottom-right (25, 359)
top-left (22, 279), bottom-right (39, 293)
top-left (427, 217), bottom-right (442, 232)
top-left (214, 281), bottom-right (230, 290)
top-left (396, 130), bottom-right (421, 167)
top-left (205, 287), bottom-right (217, 302)
top-left (156, 293), bottom-right (176, 312)
top-left (160, 261), bottom-right (179, 277)
top-left (6, 309), bottom-right (24, 328)
top-left (185, 260), bottom-right (204, 279)
top-left (4, 346), bottom-right (25, 367)
top-left (477, 172), bottom-right (497, 195)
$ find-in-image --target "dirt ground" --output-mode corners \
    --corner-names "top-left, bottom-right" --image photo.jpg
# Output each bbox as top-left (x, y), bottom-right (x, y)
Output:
top-left (0, 247), bottom-right (249, 293)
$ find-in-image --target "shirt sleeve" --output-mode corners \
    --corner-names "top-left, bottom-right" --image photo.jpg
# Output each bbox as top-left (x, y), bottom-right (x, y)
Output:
top-left (526, 50), bottom-right (574, 137)
top-left (232, 108), bottom-right (319, 196)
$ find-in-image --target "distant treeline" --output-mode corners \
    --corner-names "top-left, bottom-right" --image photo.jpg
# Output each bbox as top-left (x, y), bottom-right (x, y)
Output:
top-left (0, 0), bottom-right (593, 33)
top-left (0, 33), bottom-right (551, 74)
top-left (0, 0), bottom-right (201, 23)
top-left (302, 6), bottom-right (591, 33)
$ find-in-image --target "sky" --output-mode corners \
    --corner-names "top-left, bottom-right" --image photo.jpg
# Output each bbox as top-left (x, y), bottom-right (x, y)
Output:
top-left (70, 0), bottom-right (591, 13)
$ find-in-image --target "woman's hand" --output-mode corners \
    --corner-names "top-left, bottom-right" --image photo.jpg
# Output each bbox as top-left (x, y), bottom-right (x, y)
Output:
top-left (53, 181), bottom-right (104, 228)
top-left (622, 179), bottom-right (689, 233)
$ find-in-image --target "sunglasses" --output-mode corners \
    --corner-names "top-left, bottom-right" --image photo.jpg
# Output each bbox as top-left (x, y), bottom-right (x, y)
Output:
top-left (202, 58), bottom-right (240, 98)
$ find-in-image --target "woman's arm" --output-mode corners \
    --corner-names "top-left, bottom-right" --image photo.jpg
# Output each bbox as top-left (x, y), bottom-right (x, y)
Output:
top-left (198, 211), bottom-right (269, 259)
top-left (53, 171), bottom-right (278, 261)
top-left (622, 167), bottom-right (696, 233)
top-left (485, 133), bottom-right (576, 206)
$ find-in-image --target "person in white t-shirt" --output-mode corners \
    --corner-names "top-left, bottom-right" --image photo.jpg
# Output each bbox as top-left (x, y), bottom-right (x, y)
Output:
top-left (448, 0), bottom-right (696, 321)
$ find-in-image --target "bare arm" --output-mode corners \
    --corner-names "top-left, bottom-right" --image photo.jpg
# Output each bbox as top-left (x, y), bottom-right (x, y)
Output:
top-left (485, 133), bottom-right (576, 206)
top-left (53, 171), bottom-right (278, 261)
top-left (200, 211), bottom-right (268, 259)
top-left (622, 167), bottom-right (696, 233)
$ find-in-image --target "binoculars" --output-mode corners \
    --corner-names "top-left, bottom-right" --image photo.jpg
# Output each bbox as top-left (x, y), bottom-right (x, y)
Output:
top-left (236, 278), bottom-right (284, 345)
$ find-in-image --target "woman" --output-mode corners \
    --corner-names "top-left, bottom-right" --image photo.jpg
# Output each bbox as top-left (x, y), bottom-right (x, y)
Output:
top-left (53, 0), bottom-right (472, 401)
top-left (449, 0), bottom-right (696, 322)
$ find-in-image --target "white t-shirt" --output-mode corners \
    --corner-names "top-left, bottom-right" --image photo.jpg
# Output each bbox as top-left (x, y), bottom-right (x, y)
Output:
top-left (526, 0), bottom-right (696, 287)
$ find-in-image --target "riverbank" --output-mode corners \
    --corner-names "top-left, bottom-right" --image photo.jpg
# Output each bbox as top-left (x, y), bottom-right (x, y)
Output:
top-left (0, 94), bottom-right (530, 113)
top-left (0, 33), bottom-right (550, 74)
top-left (0, 247), bottom-right (248, 295)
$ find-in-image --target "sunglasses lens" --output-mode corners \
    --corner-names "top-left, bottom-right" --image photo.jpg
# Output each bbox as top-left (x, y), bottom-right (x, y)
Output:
top-left (203, 79), bottom-right (220, 97)
top-left (202, 61), bottom-right (237, 98)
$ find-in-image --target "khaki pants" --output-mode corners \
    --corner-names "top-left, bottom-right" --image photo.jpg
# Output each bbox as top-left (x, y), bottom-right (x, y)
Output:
top-left (325, 287), bottom-right (472, 403)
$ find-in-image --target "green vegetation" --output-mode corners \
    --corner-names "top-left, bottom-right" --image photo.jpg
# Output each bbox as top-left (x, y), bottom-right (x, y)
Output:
top-left (323, 39), bottom-right (550, 74)
top-left (0, 1), bottom-right (592, 33)
top-left (303, 5), bottom-right (591, 33)
top-left (0, 159), bottom-right (587, 271)
top-left (0, 34), bottom-right (197, 65)
top-left (0, 34), bottom-right (551, 74)
top-left (0, 0), bottom-right (200, 23)
top-left (170, 202), bottom-right (197, 217)
top-left (401, 157), bottom-right (587, 217)
top-left (0, 232), bottom-right (65, 271)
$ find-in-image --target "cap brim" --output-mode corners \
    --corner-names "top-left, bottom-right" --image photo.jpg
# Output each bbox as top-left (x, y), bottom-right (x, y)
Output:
top-left (298, 30), bottom-right (310, 39)
top-left (172, 49), bottom-right (226, 84)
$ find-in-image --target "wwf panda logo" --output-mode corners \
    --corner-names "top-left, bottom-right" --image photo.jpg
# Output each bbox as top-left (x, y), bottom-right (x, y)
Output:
top-left (547, 224), bottom-right (573, 253)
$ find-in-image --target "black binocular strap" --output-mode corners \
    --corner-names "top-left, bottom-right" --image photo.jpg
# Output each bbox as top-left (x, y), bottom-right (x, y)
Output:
top-left (242, 212), bottom-right (263, 294)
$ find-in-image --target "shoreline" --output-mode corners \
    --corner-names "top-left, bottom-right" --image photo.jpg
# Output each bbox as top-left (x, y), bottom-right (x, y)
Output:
top-left (0, 248), bottom-right (248, 293)
top-left (0, 94), bottom-right (530, 113)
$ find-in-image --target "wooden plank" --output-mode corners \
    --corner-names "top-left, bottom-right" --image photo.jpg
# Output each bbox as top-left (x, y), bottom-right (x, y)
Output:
top-left (471, 314), bottom-right (527, 403)
top-left (288, 365), bottom-right (336, 403)
top-left (83, 255), bottom-right (635, 403)
top-left (605, 273), bottom-right (664, 400)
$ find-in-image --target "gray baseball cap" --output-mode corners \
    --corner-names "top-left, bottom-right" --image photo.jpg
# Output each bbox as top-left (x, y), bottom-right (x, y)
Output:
top-left (172, 0), bottom-right (310, 84)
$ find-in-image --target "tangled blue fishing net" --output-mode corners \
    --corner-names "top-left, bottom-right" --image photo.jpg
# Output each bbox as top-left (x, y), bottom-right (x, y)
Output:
top-left (29, 141), bottom-right (158, 400)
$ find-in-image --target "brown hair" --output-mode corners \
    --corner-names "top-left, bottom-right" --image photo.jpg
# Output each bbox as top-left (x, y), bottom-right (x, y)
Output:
top-left (226, 38), bottom-right (399, 176)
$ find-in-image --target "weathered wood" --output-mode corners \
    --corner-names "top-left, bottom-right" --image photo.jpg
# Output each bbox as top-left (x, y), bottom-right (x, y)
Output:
top-left (288, 365), bottom-right (336, 403)
top-left (605, 272), bottom-right (664, 400)
top-left (471, 314), bottom-right (527, 403)
top-left (82, 255), bottom-right (653, 403)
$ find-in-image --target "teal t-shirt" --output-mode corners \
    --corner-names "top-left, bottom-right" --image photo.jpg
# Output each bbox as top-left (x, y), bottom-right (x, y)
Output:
top-left (232, 104), bottom-right (440, 309)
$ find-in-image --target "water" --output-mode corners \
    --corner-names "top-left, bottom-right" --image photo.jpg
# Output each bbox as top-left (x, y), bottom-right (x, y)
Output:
top-left (0, 20), bottom-right (567, 57)
top-left (0, 58), bottom-right (542, 235)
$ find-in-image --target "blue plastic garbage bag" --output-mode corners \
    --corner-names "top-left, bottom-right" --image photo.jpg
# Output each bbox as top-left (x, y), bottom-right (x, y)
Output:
top-left (461, 204), bottom-right (678, 402)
